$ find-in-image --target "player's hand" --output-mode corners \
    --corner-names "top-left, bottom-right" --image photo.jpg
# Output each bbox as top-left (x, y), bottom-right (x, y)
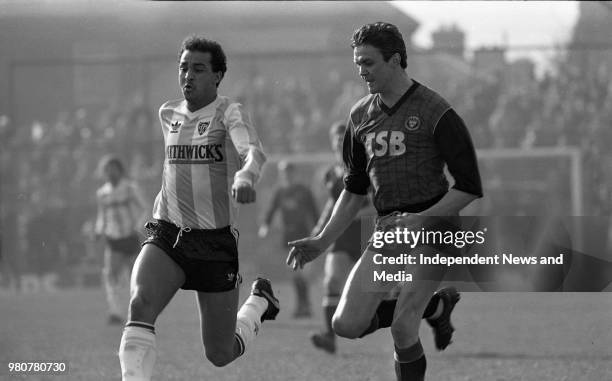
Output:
top-left (232, 181), bottom-right (256, 204)
top-left (286, 236), bottom-right (327, 271)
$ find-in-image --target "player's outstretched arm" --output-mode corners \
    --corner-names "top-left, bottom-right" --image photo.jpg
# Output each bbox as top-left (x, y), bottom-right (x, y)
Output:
top-left (310, 197), bottom-right (335, 236)
top-left (287, 189), bottom-right (365, 270)
top-left (286, 236), bottom-right (328, 271)
top-left (227, 102), bottom-right (266, 203)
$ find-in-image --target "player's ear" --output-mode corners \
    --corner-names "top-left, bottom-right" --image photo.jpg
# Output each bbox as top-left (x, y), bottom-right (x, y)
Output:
top-left (215, 71), bottom-right (224, 87)
top-left (391, 53), bottom-right (401, 67)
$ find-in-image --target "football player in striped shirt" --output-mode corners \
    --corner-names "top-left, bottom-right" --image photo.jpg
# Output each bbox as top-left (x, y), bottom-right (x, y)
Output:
top-left (95, 155), bottom-right (147, 325)
top-left (118, 36), bottom-right (279, 381)
top-left (288, 22), bottom-right (482, 380)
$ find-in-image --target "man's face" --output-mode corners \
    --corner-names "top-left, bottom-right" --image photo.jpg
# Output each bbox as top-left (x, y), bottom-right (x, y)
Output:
top-left (179, 50), bottom-right (221, 108)
top-left (104, 163), bottom-right (121, 185)
top-left (353, 44), bottom-right (396, 95)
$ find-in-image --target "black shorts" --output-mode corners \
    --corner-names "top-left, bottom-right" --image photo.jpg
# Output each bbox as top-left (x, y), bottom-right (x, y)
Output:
top-left (106, 234), bottom-right (141, 256)
top-left (142, 220), bottom-right (241, 292)
top-left (329, 219), bottom-right (363, 262)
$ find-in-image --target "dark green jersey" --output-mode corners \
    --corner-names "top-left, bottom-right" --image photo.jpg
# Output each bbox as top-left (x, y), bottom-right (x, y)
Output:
top-left (343, 81), bottom-right (482, 215)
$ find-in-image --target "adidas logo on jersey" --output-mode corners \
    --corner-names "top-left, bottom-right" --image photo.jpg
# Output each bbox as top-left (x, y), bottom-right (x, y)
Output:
top-left (170, 120), bottom-right (183, 133)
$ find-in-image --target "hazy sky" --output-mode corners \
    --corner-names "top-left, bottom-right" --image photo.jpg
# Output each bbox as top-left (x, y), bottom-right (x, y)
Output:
top-left (392, 1), bottom-right (580, 70)
top-left (1, 0), bottom-right (581, 71)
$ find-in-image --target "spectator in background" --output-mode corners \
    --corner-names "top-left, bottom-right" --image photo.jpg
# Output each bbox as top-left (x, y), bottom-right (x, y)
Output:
top-left (309, 121), bottom-right (376, 354)
top-left (95, 155), bottom-right (147, 324)
top-left (259, 160), bottom-right (319, 318)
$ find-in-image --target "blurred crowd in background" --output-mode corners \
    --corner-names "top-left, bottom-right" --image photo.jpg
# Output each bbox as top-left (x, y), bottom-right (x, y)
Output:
top-left (1, 43), bottom-right (611, 287)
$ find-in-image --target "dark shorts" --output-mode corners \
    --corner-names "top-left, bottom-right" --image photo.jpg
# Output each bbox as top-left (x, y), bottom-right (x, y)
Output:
top-left (330, 219), bottom-right (363, 262)
top-left (106, 234), bottom-right (141, 256)
top-left (142, 220), bottom-right (241, 292)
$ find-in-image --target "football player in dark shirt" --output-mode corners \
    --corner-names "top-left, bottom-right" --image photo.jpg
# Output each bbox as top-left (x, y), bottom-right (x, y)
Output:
top-left (259, 160), bottom-right (319, 317)
top-left (288, 22), bottom-right (482, 380)
top-left (310, 121), bottom-right (375, 353)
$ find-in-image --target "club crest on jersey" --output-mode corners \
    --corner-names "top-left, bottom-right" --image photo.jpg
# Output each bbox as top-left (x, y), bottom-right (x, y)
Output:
top-left (197, 120), bottom-right (211, 135)
top-left (405, 116), bottom-right (420, 131)
top-left (170, 120), bottom-right (182, 133)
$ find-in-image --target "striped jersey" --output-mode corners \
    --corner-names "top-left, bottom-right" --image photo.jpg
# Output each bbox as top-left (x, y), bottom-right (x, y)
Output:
top-left (152, 96), bottom-right (266, 229)
top-left (96, 179), bottom-right (145, 239)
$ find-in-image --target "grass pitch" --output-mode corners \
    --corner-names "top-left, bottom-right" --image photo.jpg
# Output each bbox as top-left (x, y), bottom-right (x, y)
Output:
top-left (1, 281), bottom-right (611, 381)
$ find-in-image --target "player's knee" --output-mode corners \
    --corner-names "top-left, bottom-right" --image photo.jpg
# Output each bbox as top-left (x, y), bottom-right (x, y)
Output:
top-left (332, 315), bottom-right (365, 339)
top-left (205, 348), bottom-right (234, 367)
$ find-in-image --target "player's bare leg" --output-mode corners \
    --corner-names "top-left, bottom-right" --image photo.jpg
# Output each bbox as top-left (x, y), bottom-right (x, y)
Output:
top-left (197, 288), bottom-right (241, 367)
top-left (332, 249), bottom-right (397, 338)
top-left (197, 277), bottom-right (279, 367)
top-left (311, 251), bottom-right (353, 353)
top-left (390, 246), bottom-right (445, 381)
top-left (119, 244), bottom-right (185, 381)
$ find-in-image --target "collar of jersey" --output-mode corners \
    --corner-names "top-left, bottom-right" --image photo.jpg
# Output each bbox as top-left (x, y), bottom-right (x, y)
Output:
top-left (178, 96), bottom-right (220, 120)
top-left (377, 80), bottom-right (419, 116)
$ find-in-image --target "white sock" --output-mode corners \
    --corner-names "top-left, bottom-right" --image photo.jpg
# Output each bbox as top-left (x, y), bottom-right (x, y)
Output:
top-left (118, 322), bottom-right (156, 381)
top-left (234, 295), bottom-right (268, 355)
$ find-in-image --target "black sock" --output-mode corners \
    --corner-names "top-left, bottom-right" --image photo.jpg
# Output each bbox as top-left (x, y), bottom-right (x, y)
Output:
top-left (359, 299), bottom-right (396, 338)
top-left (394, 355), bottom-right (426, 381)
top-left (422, 293), bottom-right (440, 319)
top-left (394, 340), bottom-right (426, 381)
top-left (360, 293), bottom-right (441, 338)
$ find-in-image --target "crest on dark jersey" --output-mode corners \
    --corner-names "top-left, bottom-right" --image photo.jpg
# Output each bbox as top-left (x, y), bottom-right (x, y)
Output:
top-left (405, 116), bottom-right (420, 131)
top-left (197, 120), bottom-right (211, 135)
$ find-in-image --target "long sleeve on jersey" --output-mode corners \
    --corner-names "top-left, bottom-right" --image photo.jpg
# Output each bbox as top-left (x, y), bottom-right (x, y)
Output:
top-left (226, 103), bottom-right (267, 187)
top-left (434, 109), bottom-right (483, 198)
